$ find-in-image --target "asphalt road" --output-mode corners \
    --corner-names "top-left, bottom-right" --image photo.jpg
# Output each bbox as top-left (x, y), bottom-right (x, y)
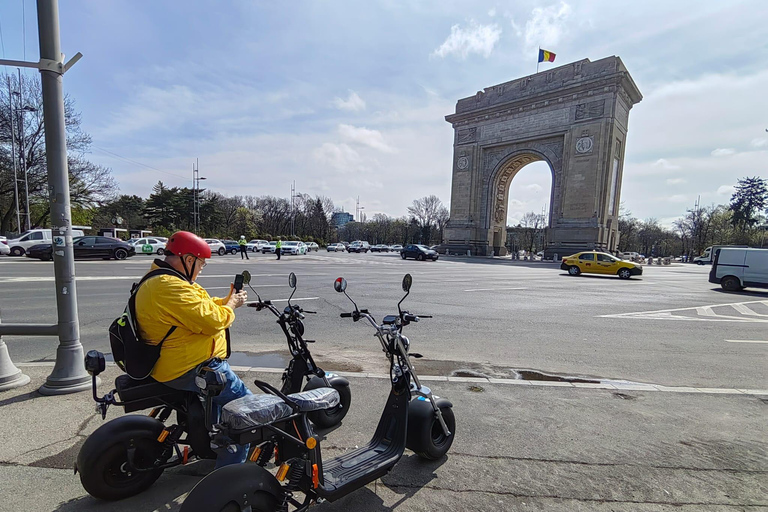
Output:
top-left (1, 251), bottom-right (766, 389)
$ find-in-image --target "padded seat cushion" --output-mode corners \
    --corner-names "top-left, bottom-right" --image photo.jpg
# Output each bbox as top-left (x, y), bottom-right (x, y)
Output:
top-left (287, 387), bottom-right (340, 412)
top-left (222, 394), bottom-right (293, 430)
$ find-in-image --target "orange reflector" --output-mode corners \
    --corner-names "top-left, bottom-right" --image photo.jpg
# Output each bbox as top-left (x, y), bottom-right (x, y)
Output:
top-left (306, 437), bottom-right (317, 449)
top-left (182, 446), bottom-right (189, 465)
top-left (312, 464), bottom-right (319, 488)
top-left (249, 446), bottom-right (262, 463)
top-left (276, 463), bottom-right (290, 482)
top-left (157, 430), bottom-right (169, 443)
top-left (148, 408), bottom-right (160, 418)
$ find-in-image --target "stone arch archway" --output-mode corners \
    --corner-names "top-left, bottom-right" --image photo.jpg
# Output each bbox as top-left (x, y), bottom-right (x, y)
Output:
top-left (442, 57), bottom-right (642, 257)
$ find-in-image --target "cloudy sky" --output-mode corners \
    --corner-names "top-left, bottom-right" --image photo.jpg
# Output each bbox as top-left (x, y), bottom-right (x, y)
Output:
top-left (1, 1), bottom-right (766, 226)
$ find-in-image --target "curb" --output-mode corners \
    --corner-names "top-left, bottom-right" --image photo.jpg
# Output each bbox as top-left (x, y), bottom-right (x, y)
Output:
top-left (14, 362), bottom-right (768, 396)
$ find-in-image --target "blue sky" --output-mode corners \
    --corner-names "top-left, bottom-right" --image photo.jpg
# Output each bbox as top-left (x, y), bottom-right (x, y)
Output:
top-left (1, 1), bottom-right (766, 226)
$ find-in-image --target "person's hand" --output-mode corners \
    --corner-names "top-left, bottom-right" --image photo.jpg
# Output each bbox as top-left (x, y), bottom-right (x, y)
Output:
top-left (226, 289), bottom-right (248, 309)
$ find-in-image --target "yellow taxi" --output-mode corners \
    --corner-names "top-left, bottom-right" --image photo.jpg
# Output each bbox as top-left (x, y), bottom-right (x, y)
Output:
top-left (560, 251), bottom-right (643, 279)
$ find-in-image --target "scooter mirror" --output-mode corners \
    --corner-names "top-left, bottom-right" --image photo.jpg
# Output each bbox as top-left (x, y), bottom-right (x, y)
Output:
top-left (242, 270), bottom-right (251, 285)
top-left (334, 277), bottom-right (347, 293)
top-left (402, 274), bottom-right (412, 293)
top-left (84, 350), bottom-right (106, 377)
top-left (288, 272), bottom-right (297, 288)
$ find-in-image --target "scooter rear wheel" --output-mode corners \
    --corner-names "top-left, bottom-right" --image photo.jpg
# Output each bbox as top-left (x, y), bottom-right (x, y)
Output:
top-left (78, 433), bottom-right (165, 500)
top-left (180, 464), bottom-right (282, 512)
top-left (307, 382), bottom-right (351, 428)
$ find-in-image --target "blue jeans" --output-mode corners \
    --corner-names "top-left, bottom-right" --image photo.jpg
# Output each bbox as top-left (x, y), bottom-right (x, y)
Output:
top-left (165, 359), bottom-right (252, 469)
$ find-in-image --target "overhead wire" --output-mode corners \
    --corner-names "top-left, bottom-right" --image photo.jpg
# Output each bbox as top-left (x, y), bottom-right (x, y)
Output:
top-left (91, 145), bottom-right (190, 182)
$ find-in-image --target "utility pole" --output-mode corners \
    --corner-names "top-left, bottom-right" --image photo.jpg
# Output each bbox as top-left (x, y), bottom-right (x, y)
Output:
top-left (6, 76), bottom-right (21, 233)
top-left (19, 67), bottom-right (32, 231)
top-left (290, 180), bottom-right (296, 237)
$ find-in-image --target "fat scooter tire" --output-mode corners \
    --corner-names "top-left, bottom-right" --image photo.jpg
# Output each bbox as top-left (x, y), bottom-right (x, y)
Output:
top-left (179, 464), bottom-right (282, 512)
top-left (76, 416), bottom-right (166, 501)
top-left (307, 381), bottom-right (352, 428)
top-left (406, 398), bottom-right (456, 460)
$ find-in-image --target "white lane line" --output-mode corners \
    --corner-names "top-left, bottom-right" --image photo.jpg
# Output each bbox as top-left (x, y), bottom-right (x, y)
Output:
top-left (725, 339), bottom-right (768, 344)
top-left (245, 297), bottom-right (319, 304)
top-left (731, 303), bottom-right (768, 317)
top-left (697, 306), bottom-right (717, 317)
top-left (463, 287), bottom-right (528, 292)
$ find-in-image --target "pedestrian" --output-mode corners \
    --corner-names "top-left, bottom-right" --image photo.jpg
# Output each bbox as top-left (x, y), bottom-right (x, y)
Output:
top-left (238, 235), bottom-right (249, 260)
top-left (275, 238), bottom-right (282, 260)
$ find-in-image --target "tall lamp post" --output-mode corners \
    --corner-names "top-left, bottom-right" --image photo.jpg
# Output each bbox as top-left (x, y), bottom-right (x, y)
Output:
top-left (15, 103), bottom-right (38, 231)
top-left (192, 160), bottom-right (206, 234)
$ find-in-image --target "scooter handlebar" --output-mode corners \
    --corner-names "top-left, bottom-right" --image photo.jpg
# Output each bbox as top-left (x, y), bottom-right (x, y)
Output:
top-left (340, 312), bottom-right (353, 318)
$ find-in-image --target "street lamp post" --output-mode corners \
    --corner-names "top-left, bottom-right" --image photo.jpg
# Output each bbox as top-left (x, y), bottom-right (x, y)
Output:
top-left (6, 78), bottom-right (21, 233)
top-left (17, 104), bottom-right (38, 231)
top-left (192, 160), bottom-right (206, 234)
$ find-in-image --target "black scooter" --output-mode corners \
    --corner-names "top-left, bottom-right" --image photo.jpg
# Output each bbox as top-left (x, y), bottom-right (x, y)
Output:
top-left (75, 271), bottom-right (348, 501)
top-left (179, 273), bottom-right (455, 512)
top-left (247, 271), bottom-right (351, 428)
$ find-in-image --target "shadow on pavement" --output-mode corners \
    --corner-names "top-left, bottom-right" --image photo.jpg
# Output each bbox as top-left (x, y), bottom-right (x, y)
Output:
top-left (0, 390), bottom-right (41, 408)
top-left (711, 287), bottom-right (768, 298)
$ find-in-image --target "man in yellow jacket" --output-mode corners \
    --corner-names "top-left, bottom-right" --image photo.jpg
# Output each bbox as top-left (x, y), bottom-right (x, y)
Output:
top-left (135, 231), bottom-right (249, 468)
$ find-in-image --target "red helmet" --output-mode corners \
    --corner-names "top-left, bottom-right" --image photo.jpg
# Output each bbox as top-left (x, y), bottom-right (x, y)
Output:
top-left (165, 231), bottom-right (211, 258)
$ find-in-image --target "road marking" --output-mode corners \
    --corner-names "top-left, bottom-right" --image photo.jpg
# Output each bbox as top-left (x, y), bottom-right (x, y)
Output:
top-left (600, 300), bottom-right (768, 323)
top-left (463, 287), bottom-right (528, 292)
top-left (725, 339), bottom-right (768, 344)
top-left (731, 303), bottom-right (768, 317)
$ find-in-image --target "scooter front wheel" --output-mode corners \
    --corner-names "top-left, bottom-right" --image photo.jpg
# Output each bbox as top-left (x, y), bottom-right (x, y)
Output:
top-left (180, 464), bottom-right (283, 512)
top-left (406, 400), bottom-right (456, 461)
top-left (308, 382), bottom-right (351, 428)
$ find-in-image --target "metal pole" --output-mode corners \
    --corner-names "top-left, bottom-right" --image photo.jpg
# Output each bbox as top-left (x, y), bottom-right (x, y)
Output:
top-left (19, 69), bottom-right (31, 231)
top-left (36, 0), bottom-right (90, 395)
top-left (7, 76), bottom-right (21, 233)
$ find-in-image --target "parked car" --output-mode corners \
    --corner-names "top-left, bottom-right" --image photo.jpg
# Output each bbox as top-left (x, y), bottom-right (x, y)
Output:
top-left (247, 239), bottom-right (269, 252)
top-left (0, 236), bottom-right (9, 256)
top-left (400, 244), bottom-right (439, 261)
top-left (370, 244), bottom-right (390, 253)
top-left (281, 241), bottom-right (306, 255)
top-left (326, 243), bottom-right (345, 252)
top-left (306, 242), bottom-right (319, 252)
top-left (710, 247), bottom-right (768, 292)
top-left (204, 238), bottom-right (227, 256)
top-left (25, 236), bottom-right (136, 261)
top-left (6, 228), bottom-right (86, 256)
top-left (129, 237), bottom-right (166, 256)
top-left (390, 244), bottom-right (403, 252)
top-left (262, 241), bottom-right (278, 254)
top-left (560, 251), bottom-right (642, 279)
top-left (348, 241), bottom-right (370, 253)
top-left (220, 240), bottom-right (241, 255)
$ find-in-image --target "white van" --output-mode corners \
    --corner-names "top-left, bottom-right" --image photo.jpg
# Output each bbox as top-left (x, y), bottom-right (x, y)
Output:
top-left (7, 228), bottom-right (86, 256)
top-left (709, 248), bottom-right (768, 291)
top-left (694, 245), bottom-right (748, 265)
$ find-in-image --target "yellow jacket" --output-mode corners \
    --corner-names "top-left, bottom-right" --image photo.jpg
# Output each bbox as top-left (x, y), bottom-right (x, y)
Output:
top-left (135, 262), bottom-right (234, 382)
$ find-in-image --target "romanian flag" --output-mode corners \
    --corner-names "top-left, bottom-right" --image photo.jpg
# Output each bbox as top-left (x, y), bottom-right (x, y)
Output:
top-left (538, 49), bottom-right (556, 63)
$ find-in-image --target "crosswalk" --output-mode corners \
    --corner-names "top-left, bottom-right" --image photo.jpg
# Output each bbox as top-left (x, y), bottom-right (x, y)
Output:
top-left (600, 300), bottom-right (768, 323)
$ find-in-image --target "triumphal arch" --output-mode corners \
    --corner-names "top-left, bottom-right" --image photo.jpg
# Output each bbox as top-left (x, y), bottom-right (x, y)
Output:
top-left (442, 56), bottom-right (642, 257)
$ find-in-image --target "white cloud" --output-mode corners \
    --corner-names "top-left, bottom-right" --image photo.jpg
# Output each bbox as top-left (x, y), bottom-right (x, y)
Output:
top-left (332, 90), bottom-right (366, 112)
top-left (751, 138), bottom-right (768, 148)
top-left (717, 185), bottom-right (735, 196)
top-left (338, 124), bottom-right (395, 153)
top-left (524, 2), bottom-right (572, 52)
top-left (525, 183), bottom-right (543, 193)
top-left (653, 158), bottom-right (681, 170)
top-left (711, 148), bottom-right (735, 157)
top-left (312, 143), bottom-right (361, 173)
top-left (667, 194), bottom-right (689, 203)
top-left (432, 20), bottom-right (502, 59)
top-left (666, 178), bottom-right (686, 185)
top-left (488, 8), bottom-right (496, 17)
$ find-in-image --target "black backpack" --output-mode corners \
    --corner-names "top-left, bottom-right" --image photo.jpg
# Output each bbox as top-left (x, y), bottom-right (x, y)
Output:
top-left (109, 268), bottom-right (185, 379)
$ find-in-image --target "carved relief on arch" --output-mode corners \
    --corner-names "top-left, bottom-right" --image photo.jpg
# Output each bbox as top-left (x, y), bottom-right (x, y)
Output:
top-left (492, 154), bottom-right (540, 224)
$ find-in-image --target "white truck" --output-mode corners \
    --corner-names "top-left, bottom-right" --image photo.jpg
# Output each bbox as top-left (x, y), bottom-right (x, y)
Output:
top-left (693, 245), bottom-right (748, 265)
top-left (709, 247), bottom-right (768, 292)
top-left (6, 228), bottom-right (86, 256)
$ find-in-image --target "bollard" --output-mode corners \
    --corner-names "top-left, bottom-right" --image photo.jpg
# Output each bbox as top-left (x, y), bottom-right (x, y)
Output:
top-left (553, 253), bottom-right (558, 261)
top-left (467, 249), bottom-right (471, 257)
top-left (0, 318), bottom-right (31, 392)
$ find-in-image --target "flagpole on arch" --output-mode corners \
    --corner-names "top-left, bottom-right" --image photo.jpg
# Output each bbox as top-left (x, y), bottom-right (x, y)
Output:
top-left (537, 46), bottom-right (540, 74)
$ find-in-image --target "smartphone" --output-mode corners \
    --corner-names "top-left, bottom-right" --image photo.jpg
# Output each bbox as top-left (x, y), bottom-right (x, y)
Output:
top-left (234, 273), bottom-right (244, 293)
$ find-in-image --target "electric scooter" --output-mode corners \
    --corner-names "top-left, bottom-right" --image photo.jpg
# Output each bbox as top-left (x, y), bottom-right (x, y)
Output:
top-left (75, 271), bottom-right (348, 501)
top-left (246, 271), bottom-right (351, 428)
top-left (179, 273), bottom-right (455, 512)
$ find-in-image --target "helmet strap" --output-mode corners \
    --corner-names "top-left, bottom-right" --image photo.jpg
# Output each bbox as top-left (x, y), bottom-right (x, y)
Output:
top-left (180, 254), bottom-right (196, 281)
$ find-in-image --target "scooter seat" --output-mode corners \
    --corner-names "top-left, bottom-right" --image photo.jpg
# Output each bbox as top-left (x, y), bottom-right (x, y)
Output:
top-left (114, 374), bottom-right (186, 412)
top-left (287, 387), bottom-right (340, 412)
top-left (221, 388), bottom-right (340, 430)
